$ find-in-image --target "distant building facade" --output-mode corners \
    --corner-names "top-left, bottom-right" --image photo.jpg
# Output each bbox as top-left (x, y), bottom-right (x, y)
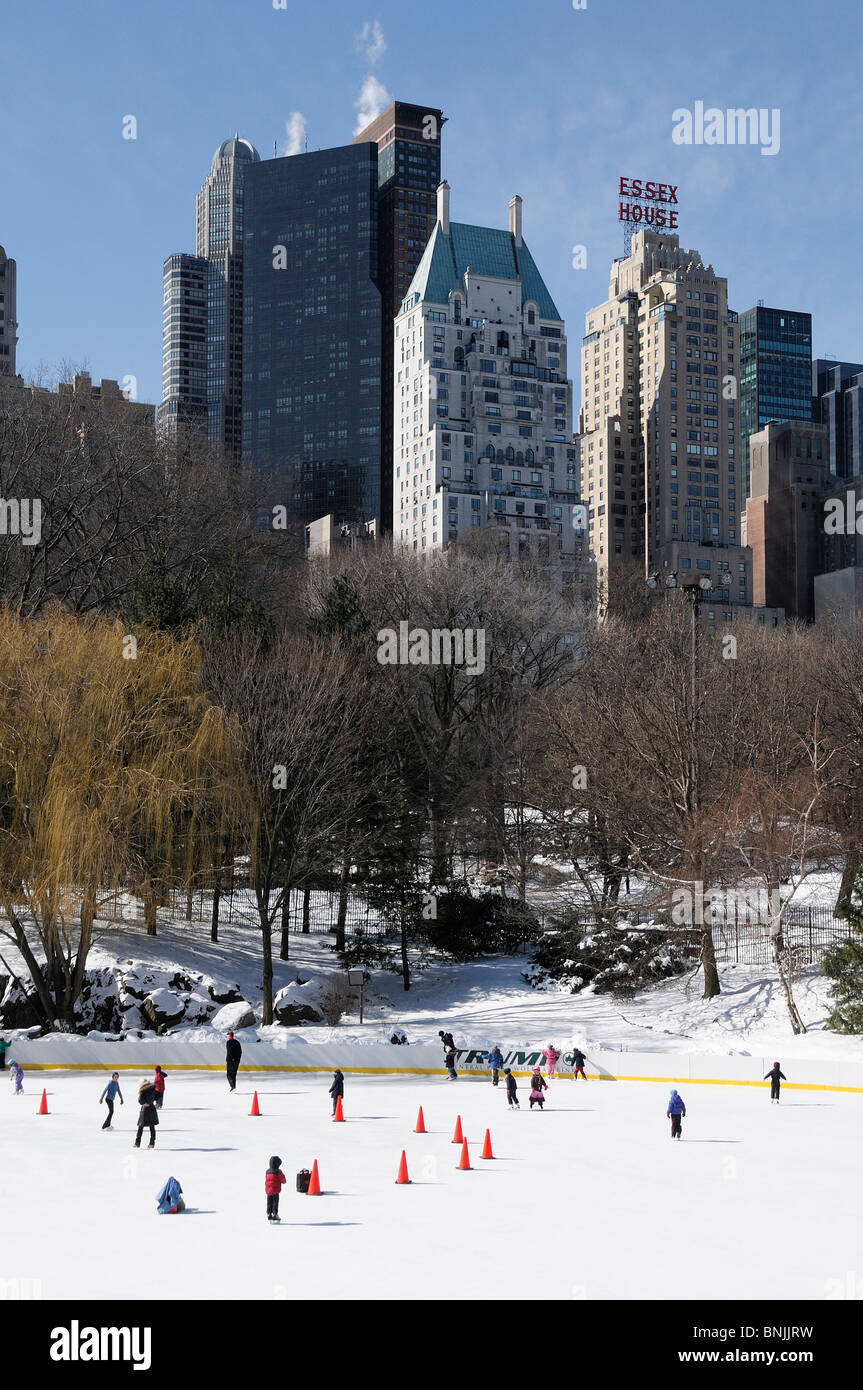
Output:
top-left (0, 245), bottom-right (18, 376)
top-left (738, 305), bottom-right (812, 500)
top-left (812, 358), bottom-right (863, 480)
top-left (746, 419), bottom-right (828, 621)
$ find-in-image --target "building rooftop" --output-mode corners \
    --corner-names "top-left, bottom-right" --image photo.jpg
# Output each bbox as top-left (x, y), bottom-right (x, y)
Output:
top-left (213, 136), bottom-right (260, 165)
top-left (407, 220), bottom-right (561, 321)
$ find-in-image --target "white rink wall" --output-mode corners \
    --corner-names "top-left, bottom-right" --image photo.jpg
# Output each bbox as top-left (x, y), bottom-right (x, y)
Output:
top-left (6, 1035), bottom-right (863, 1090)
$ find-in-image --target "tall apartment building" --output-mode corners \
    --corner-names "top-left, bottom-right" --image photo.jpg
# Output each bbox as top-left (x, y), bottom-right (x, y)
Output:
top-left (393, 184), bottom-right (586, 575)
top-left (0, 245), bottom-right (18, 376)
top-left (812, 358), bottom-right (863, 479)
top-left (241, 144), bottom-right (381, 526)
top-left (746, 419), bottom-right (828, 620)
top-left (577, 229), bottom-right (750, 609)
top-left (738, 305), bottom-right (812, 499)
top-left (354, 100), bottom-right (444, 533)
top-left (160, 136), bottom-right (259, 458)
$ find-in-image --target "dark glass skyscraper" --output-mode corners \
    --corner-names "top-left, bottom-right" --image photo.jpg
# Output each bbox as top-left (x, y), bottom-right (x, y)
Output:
top-left (739, 305), bottom-right (812, 498)
top-left (241, 145), bottom-right (381, 526)
top-left (353, 100), bottom-right (444, 531)
top-left (158, 253), bottom-right (208, 433)
top-left (812, 358), bottom-right (863, 480)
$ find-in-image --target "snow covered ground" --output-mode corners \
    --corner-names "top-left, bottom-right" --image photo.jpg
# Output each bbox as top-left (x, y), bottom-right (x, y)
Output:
top-left (1, 1069), bottom-right (858, 1301)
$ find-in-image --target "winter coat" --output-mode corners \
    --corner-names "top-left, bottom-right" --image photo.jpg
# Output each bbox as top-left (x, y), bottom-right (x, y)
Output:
top-left (505, 1072), bottom-right (518, 1096)
top-left (667, 1093), bottom-right (686, 1117)
top-left (444, 1049), bottom-right (457, 1071)
top-left (439, 1032), bottom-right (456, 1052)
top-left (329, 1071), bottom-right (344, 1098)
top-left (154, 1070), bottom-right (166, 1094)
top-left (572, 1050), bottom-right (586, 1069)
top-left (764, 1066), bottom-right (786, 1083)
top-left (265, 1166), bottom-right (287, 1196)
top-left (226, 1038), bottom-right (242, 1066)
top-left (156, 1177), bottom-right (183, 1214)
top-left (100, 1079), bottom-right (123, 1103)
top-left (530, 1072), bottom-right (547, 1092)
top-left (137, 1083), bottom-right (159, 1127)
top-left (0, 1039), bottom-right (7, 1057)
top-left (487, 1049), bottom-right (504, 1070)
top-left (543, 1047), bottom-right (561, 1067)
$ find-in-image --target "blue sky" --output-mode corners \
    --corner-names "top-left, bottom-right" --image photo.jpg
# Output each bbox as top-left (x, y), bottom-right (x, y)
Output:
top-left (2, 0), bottom-right (861, 407)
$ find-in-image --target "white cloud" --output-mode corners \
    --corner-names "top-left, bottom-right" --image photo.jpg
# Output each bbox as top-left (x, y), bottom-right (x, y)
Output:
top-left (353, 75), bottom-right (392, 136)
top-left (282, 112), bottom-right (307, 157)
top-left (356, 19), bottom-right (386, 65)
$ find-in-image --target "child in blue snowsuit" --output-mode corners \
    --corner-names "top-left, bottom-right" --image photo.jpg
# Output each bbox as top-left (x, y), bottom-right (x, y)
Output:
top-left (667, 1089), bottom-right (685, 1139)
top-left (487, 1046), bottom-right (504, 1086)
top-left (9, 1061), bottom-right (23, 1095)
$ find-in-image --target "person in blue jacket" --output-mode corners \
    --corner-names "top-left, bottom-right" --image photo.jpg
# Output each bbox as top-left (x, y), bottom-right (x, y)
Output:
top-left (667, 1089), bottom-right (686, 1139)
top-left (99, 1072), bottom-right (124, 1130)
top-left (156, 1176), bottom-right (185, 1213)
top-left (486, 1046), bottom-right (504, 1086)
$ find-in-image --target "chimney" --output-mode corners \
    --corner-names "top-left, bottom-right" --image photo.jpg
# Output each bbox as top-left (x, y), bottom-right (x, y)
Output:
top-left (509, 194), bottom-right (523, 247)
top-left (437, 181), bottom-right (450, 236)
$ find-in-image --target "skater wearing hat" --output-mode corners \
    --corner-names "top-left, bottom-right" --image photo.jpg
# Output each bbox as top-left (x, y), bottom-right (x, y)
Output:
top-left (486, 1045), bottom-right (504, 1087)
top-left (667, 1089), bottom-right (686, 1140)
top-left (134, 1077), bottom-right (159, 1148)
top-left (503, 1068), bottom-right (520, 1108)
top-left (543, 1044), bottom-right (561, 1079)
top-left (265, 1156), bottom-right (287, 1222)
top-left (529, 1067), bottom-right (548, 1109)
top-left (572, 1047), bottom-right (587, 1080)
top-left (764, 1062), bottom-right (786, 1104)
top-left (226, 1031), bottom-right (242, 1092)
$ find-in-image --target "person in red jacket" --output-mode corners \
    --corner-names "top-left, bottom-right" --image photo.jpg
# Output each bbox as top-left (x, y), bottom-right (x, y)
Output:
top-left (265, 1155), bottom-right (287, 1222)
top-left (153, 1065), bottom-right (167, 1109)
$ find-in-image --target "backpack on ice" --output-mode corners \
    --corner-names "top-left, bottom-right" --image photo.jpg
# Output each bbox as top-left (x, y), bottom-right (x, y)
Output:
top-left (296, 1168), bottom-right (311, 1194)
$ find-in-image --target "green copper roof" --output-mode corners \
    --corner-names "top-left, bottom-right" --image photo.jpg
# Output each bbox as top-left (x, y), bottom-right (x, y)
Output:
top-left (406, 221), bottom-right (561, 321)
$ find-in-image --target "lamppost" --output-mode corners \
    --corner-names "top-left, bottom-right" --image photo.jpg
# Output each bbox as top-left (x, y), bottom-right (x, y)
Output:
top-left (646, 571), bottom-right (713, 719)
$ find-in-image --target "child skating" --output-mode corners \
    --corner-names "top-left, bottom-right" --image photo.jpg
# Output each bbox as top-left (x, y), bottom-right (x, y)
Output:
top-left (153, 1065), bottom-right (167, 1109)
top-left (100, 1072), bottom-right (124, 1129)
top-left (9, 1060), bottom-right (23, 1094)
top-left (543, 1044), bottom-right (561, 1079)
top-left (529, 1067), bottom-right (548, 1109)
top-left (764, 1061), bottom-right (786, 1103)
top-left (265, 1156), bottom-right (287, 1222)
top-left (667, 1089), bottom-right (686, 1140)
top-left (572, 1047), bottom-right (587, 1080)
top-left (503, 1067), bottom-right (520, 1108)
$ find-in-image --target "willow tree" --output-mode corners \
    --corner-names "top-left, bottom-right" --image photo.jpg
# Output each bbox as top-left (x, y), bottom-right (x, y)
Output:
top-left (0, 605), bottom-right (237, 1028)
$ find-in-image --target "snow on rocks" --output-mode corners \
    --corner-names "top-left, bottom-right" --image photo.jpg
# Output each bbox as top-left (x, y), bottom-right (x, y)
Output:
top-left (273, 981), bottom-right (325, 1026)
top-left (210, 1001), bottom-right (257, 1032)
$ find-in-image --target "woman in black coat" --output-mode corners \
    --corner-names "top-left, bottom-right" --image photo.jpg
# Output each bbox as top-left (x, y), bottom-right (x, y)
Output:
top-left (134, 1079), bottom-right (160, 1148)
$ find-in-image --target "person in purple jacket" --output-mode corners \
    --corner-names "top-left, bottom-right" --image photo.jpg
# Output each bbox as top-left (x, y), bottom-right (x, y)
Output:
top-left (667, 1089), bottom-right (686, 1140)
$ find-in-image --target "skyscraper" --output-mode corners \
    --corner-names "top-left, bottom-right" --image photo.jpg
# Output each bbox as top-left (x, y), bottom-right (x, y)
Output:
top-left (812, 358), bottom-right (863, 479)
top-left (354, 100), bottom-right (444, 532)
top-left (0, 245), bottom-right (18, 376)
top-left (738, 305), bottom-right (812, 499)
top-left (393, 183), bottom-right (586, 577)
top-left (160, 136), bottom-right (260, 458)
top-left (241, 144), bottom-right (381, 526)
top-left (578, 229), bottom-right (750, 609)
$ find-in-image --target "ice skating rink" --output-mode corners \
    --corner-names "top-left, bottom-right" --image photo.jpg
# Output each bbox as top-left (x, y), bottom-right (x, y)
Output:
top-left (0, 1069), bottom-right (856, 1301)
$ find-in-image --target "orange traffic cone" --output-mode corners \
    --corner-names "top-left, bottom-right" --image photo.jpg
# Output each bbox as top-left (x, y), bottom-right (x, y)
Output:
top-left (333, 1095), bottom-right (344, 1122)
top-left (480, 1128), bottom-right (494, 1160)
top-left (37, 1088), bottom-right (48, 1115)
top-left (451, 1114), bottom-right (463, 1144)
top-left (249, 1090), bottom-right (261, 1116)
top-left (456, 1137), bottom-right (472, 1170)
top-left (395, 1150), bottom-right (411, 1184)
top-left (414, 1106), bottom-right (426, 1134)
top-left (307, 1159), bottom-right (322, 1195)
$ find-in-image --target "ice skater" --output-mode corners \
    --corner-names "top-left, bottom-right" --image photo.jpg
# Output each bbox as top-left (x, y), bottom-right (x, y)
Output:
top-left (504, 1067), bottom-right (520, 1108)
top-left (764, 1061), bottom-right (786, 1104)
top-left (156, 1177), bottom-right (185, 1213)
top-left (153, 1065), bottom-right (167, 1109)
top-left (329, 1068), bottom-right (344, 1115)
top-left (444, 1047), bottom-right (458, 1080)
top-left (226, 1030), bottom-right (242, 1092)
top-left (439, 1029), bottom-right (456, 1053)
top-left (265, 1155), bottom-right (287, 1222)
top-left (529, 1067), bottom-right (548, 1109)
top-left (486, 1045), bottom-right (504, 1087)
top-left (543, 1044), bottom-right (561, 1079)
top-left (9, 1060), bottom-right (23, 1094)
top-left (134, 1077), bottom-right (159, 1148)
top-left (0, 1036), bottom-right (7, 1070)
top-left (572, 1047), bottom-right (587, 1080)
top-left (667, 1089), bottom-right (686, 1140)
top-left (100, 1072), bottom-right (124, 1129)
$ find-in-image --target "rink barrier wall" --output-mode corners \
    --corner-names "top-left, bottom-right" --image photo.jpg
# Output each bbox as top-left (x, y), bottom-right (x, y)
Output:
top-left (6, 1039), bottom-right (863, 1092)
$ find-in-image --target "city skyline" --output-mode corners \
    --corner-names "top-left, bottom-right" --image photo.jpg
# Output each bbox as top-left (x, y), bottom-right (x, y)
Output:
top-left (3, 0), bottom-right (862, 412)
